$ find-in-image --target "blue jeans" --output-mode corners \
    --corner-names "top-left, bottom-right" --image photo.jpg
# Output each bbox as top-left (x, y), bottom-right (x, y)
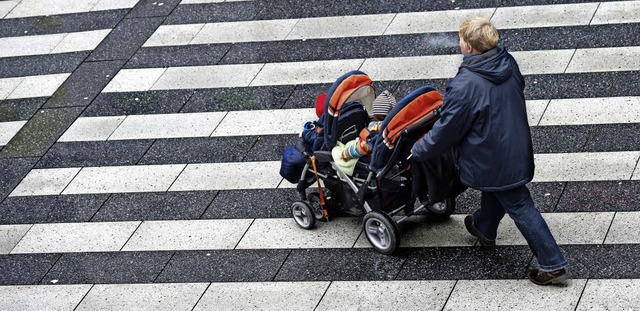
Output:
top-left (473, 185), bottom-right (567, 272)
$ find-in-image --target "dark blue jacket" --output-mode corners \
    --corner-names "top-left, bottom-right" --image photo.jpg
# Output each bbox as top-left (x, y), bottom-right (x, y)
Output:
top-left (412, 47), bottom-right (534, 191)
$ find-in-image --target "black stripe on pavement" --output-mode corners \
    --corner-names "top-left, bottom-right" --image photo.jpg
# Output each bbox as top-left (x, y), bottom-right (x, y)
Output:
top-left (0, 98), bottom-right (47, 122)
top-left (2, 244), bottom-right (639, 285)
top-left (0, 52), bottom-right (89, 79)
top-left (0, 10), bottom-right (127, 38)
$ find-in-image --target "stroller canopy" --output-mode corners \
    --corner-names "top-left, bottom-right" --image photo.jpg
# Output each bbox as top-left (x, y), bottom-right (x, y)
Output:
top-left (370, 85), bottom-right (443, 174)
top-left (323, 70), bottom-right (375, 150)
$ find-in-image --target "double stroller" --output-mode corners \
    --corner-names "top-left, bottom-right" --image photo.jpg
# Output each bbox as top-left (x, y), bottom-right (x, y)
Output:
top-left (287, 71), bottom-right (462, 254)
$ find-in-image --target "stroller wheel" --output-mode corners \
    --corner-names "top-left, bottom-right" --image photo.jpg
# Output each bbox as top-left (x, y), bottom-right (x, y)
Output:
top-left (363, 212), bottom-right (399, 255)
top-left (426, 198), bottom-right (456, 222)
top-left (292, 201), bottom-right (316, 229)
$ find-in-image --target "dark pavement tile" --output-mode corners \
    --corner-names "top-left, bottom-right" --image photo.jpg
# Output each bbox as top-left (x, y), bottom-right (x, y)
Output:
top-left (164, 2), bottom-right (258, 24)
top-left (282, 84), bottom-right (332, 110)
top-left (0, 254), bottom-right (61, 285)
top-left (93, 191), bottom-right (217, 221)
top-left (0, 17), bottom-right (40, 37)
top-left (0, 194), bottom-right (108, 224)
top-left (203, 188), bottom-right (298, 219)
top-left (35, 140), bottom-right (152, 168)
top-left (156, 250), bottom-right (289, 282)
top-left (582, 123), bottom-right (640, 152)
top-left (538, 244), bottom-right (640, 279)
top-left (84, 90), bottom-right (193, 117)
top-left (611, 71), bottom-right (640, 97)
top-left (244, 135), bottom-right (299, 162)
top-left (0, 52), bottom-right (88, 79)
top-left (0, 107), bottom-right (84, 158)
top-left (556, 181), bottom-right (640, 212)
top-left (525, 72), bottom-right (616, 100)
top-left (182, 86), bottom-right (295, 112)
top-left (0, 98), bottom-right (46, 122)
top-left (395, 80), bottom-right (449, 100)
top-left (126, 0), bottom-right (181, 18)
top-left (0, 157), bottom-right (38, 201)
top-left (396, 246), bottom-right (532, 280)
top-left (138, 137), bottom-right (255, 165)
top-left (531, 125), bottom-right (591, 154)
top-left (44, 60), bottom-right (125, 108)
top-left (88, 17), bottom-right (164, 61)
top-left (42, 251), bottom-right (173, 284)
top-left (524, 24), bottom-right (640, 51)
top-left (27, 10), bottom-right (127, 35)
top-left (221, 40), bottom-right (326, 65)
top-left (275, 248), bottom-right (406, 281)
top-left (126, 44), bottom-right (231, 68)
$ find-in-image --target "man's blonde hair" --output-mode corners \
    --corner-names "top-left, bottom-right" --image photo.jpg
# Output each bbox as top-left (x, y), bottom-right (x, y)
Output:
top-left (459, 16), bottom-right (499, 53)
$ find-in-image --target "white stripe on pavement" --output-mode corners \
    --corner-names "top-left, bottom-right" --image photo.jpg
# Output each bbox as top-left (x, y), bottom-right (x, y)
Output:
top-left (0, 73), bottom-right (70, 100)
top-left (8, 151), bottom-right (640, 197)
top-left (102, 47), bottom-right (640, 91)
top-left (0, 121), bottom-right (26, 146)
top-left (4, 212), bottom-right (640, 253)
top-left (143, 2), bottom-right (636, 46)
top-left (0, 29), bottom-right (111, 58)
top-left (5, 0), bottom-right (140, 19)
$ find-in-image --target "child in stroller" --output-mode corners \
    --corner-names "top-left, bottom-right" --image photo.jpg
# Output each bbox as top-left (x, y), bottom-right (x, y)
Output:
top-left (285, 70), bottom-right (463, 254)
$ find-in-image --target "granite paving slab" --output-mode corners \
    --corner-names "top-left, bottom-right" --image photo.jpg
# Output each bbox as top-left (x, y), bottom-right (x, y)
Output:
top-left (93, 191), bottom-right (216, 221)
top-left (0, 253), bottom-right (61, 285)
top-left (0, 284), bottom-right (92, 311)
top-left (0, 194), bottom-right (109, 224)
top-left (84, 90), bottom-right (193, 116)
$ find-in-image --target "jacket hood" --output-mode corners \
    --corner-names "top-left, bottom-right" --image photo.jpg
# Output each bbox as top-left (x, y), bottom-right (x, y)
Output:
top-left (460, 47), bottom-right (512, 84)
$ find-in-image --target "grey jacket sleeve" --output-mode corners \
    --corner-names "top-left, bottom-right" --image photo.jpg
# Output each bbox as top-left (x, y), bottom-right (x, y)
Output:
top-left (411, 91), bottom-right (475, 160)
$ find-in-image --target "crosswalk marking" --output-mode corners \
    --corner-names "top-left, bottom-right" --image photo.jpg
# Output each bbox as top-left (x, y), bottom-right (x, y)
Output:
top-left (144, 2), bottom-right (636, 47)
top-left (8, 152), bottom-right (638, 197)
top-left (4, 0), bottom-right (140, 19)
top-left (4, 212), bottom-right (640, 254)
top-left (102, 47), bottom-right (640, 91)
top-left (0, 121), bottom-right (26, 146)
top-left (0, 73), bottom-right (70, 100)
top-left (0, 29), bottom-right (111, 58)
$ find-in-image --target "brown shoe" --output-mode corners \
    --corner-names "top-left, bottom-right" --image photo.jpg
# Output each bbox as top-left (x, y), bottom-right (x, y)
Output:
top-left (529, 268), bottom-right (568, 285)
top-left (464, 215), bottom-right (496, 247)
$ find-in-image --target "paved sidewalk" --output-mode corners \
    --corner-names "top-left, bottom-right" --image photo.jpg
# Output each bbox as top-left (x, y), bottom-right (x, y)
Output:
top-left (1, 0), bottom-right (639, 310)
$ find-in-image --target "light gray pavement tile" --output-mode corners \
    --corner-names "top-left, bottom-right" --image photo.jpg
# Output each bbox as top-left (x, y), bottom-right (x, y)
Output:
top-left (591, 1), bottom-right (640, 25)
top-left (0, 33), bottom-right (64, 58)
top-left (143, 24), bottom-right (206, 47)
top-left (539, 97), bottom-right (640, 126)
top-left (10, 221), bottom-right (140, 253)
top-left (385, 9), bottom-right (494, 35)
top-left (51, 29), bottom-right (112, 54)
top-left (9, 168), bottom-right (81, 197)
top-left (354, 215), bottom-right (473, 248)
top-left (317, 280), bottom-right (455, 311)
top-left (0, 1), bottom-right (19, 18)
top-left (286, 14), bottom-right (395, 40)
top-left (0, 77), bottom-right (23, 100)
top-left (0, 285), bottom-right (92, 311)
top-left (211, 109), bottom-right (313, 137)
top-left (634, 165), bottom-right (640, 180)
top-left (0, 224), bottom-right (31, 255)
top-left (526, 99), bottom-right (550, 126)
top-left (236, 217), bottom-right (361, 249)
top-left (250, 59), bottom-right (364, 86)
top-left (169, 161), bottom-right (282, 191)
top-left (492, 3), bottom-right (598, 29)
top-left (102, 68), bottom-right (167, 93)
top-left (577, 279), bottom-right (640, 311)
top-left (510, 49), bottom-right (574, 75)
top-left (59, 116), bottom-right (126, 142)
top-left (604, 212), bottom-right (640, 244)
top-left (152, 64), bottom-right (264, 90)
top-left (62, 165), bottom-right (185, 195)
top-left (532, 152), bottom-right (640, 182)
top-left (361, 55), bottom-right (460, 81)
top-left (6, 0), bottom-right (100, 18)
top-left (7, 73), bottom-right (71, 100)
top-left (108, 112), bottom-right (226, 140)
top-left (77, 283), bottom-right (208, 311)
top-left (92, 0), bottom-right (140, 11)
top-left (566, 46), bottom-right (640, 73)
top-left (194, 282), bottom-right (328, 311)
top-left (496, 212), bottom-right (613, 245)
top-left (122, 219), bottom-right (252, 251)
top-left (192, 19), bottom-right (297, 44)
top-left (444, 279), bottom-right (586, 311)
top-left (0, 121), bottom-right (26, 146)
